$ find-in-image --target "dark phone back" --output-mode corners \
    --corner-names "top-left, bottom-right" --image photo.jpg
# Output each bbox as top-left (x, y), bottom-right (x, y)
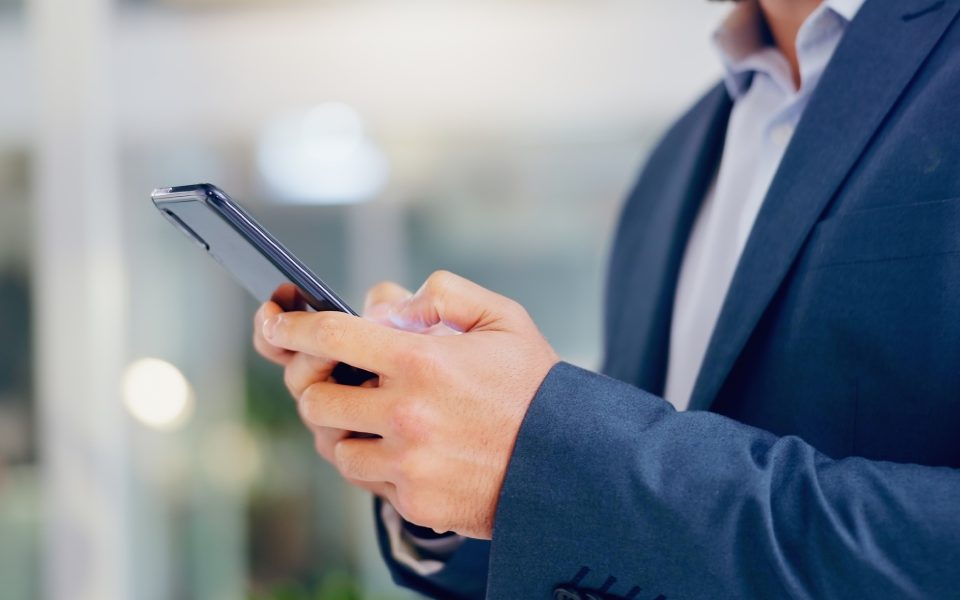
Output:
top-left (151, 183), bottom-right (354, 314)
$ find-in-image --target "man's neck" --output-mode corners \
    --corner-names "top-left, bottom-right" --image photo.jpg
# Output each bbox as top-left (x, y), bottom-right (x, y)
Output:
top-left (759, 0), bottom-right (825, 89)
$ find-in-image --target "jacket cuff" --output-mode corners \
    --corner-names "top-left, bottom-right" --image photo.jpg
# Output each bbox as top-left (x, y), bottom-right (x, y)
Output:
top-left (486, 362), bottom-right (673, 599)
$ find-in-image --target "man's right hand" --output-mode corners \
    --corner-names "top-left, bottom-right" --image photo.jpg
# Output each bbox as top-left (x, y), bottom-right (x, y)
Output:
top-left (252, 281), bottom-right (413, 498)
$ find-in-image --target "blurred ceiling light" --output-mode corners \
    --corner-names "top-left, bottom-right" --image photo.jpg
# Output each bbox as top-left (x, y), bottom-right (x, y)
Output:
top-left (121, 358), bottom-right (194, 431)
top-left (257, 102), bottom-right (389, 205)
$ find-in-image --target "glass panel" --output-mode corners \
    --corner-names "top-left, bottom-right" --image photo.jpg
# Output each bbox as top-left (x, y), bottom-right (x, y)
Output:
top-left (0, 152), bottom-right (38, 599)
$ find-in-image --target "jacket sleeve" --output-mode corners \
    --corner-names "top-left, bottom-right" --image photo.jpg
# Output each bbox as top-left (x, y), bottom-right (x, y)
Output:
top-left (374, 496), bottom-right (491, 599)
top-left (484, 362), bottom-right (960, 600)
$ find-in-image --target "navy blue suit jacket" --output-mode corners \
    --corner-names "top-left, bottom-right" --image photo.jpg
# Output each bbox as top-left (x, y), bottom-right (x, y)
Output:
top-left (376, 1), bottom-right (960, 597)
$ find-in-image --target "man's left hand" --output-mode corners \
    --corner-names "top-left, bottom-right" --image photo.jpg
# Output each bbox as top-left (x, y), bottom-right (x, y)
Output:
top-left (262, 270), bottom-right (559, 540)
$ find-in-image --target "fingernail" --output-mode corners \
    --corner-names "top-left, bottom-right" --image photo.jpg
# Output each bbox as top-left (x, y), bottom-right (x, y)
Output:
top-left (263, 314), bottom-right (282, 339)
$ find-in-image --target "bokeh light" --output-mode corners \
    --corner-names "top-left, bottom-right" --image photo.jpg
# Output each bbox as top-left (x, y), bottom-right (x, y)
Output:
top-left (257, 102), bottom-right (389, 205)
top-left (121, 358), bottom-right (194, 431)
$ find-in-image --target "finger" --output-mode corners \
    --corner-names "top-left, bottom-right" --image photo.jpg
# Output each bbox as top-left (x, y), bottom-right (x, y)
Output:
top-left (311, 427), bottom-right (351, 464)
top-left (299, 380), bottom-right (388, 435)
top-left (389, 270), bottom-right (521, 333)
top-left (364, 282), bottom-right (459, 336)
top-left (364, 281), bottom-right (413, 316)
top-left (314, 432), bottom-right (396, 499)
top-left (351, 480), bottom-right (399, 505)
top-left (284, 351), bottom-right (337, 400)
top-left (344, 478), bottom-right (397, 502)
top-left (263, 310), bottom-right (422, 375)
top-left (334, 437), bottom-right (393, 483)
top-left (253, 302), bottom-right (294, 365)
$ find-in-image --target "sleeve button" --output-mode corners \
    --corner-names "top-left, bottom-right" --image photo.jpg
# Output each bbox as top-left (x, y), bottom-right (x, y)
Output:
top-left (553, 588), bottom-right (583, 600)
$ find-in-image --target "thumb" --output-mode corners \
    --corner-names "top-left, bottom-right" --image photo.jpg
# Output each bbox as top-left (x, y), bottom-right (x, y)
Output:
top-left (363, 281), bottom-right (413, 325)
top-left (388, 271), bottom-right (517, 333)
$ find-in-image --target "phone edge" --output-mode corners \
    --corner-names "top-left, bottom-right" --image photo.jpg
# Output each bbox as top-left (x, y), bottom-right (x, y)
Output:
top-left (151, 183), bottom-right (359, 316)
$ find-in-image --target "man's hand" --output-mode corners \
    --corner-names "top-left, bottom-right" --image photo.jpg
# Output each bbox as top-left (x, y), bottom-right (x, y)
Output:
top-left (259, 271), bottom-right (559, 539)
top-left (252, 281), bottom-right (413, 501)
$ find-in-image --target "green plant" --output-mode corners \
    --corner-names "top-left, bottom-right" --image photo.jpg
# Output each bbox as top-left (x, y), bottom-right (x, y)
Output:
top-left (249, 570), bottom-right (363, 600)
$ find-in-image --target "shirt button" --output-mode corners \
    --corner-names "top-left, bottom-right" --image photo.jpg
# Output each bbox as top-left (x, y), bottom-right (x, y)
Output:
top-left (770, 123), bottom-right (795, 146)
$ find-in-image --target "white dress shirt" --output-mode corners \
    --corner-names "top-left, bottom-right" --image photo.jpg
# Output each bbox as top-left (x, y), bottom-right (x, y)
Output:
top-left (388, 0), bottom-right (866, 569)
top-left (664, 0), bottom-right (864, 410)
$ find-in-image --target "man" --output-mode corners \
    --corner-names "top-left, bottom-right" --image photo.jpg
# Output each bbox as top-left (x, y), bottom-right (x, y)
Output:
top-left (253, 0), bottom-right (960, 597)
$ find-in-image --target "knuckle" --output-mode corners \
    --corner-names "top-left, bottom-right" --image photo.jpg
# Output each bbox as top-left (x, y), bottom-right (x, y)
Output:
top-left (252, 330), bottom-right (273, 354)
top-left (388, 399), bottom-right (434, 444)
top-left (395, 489), bottom-right (432, 527)
top-left (282, 366), bottom-right (299, 396)
top-left (425, 270), bottom-right (455, 296)
top-left (315, 430), bottom-right (344, 463)
top-left (366, 281), bottom-right (399, 305)
top-left (333, 443), bottom-right (358, 478)
top-left (255, 337), bottom-right (290, 366)
top-left (498, 295), bottom-right (527, 320)
top-left (313, 435), bottom-right (332, 461)
top-left (252, 335), bottom-right (270, 359)
top-left (298, 384), bottom-right (322, 424)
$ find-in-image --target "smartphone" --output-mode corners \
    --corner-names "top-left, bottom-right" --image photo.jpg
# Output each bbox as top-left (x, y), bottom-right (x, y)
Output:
top-left (151, 183), bottom-right (376, 386)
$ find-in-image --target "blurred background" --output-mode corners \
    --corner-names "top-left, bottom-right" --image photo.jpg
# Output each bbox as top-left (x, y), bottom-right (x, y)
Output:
top-left (0, 0), bottom-right (727, 598)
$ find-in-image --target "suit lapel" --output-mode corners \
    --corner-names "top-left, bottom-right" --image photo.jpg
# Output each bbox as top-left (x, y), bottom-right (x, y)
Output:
top-left (603, 84), bottom-right (731, 393)
top-left (687, 0), bottom-right (960, 411)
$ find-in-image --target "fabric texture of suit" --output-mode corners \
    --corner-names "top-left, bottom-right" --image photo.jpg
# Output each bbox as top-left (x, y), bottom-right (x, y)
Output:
top-left (376, 0), bottom-right (960, 597)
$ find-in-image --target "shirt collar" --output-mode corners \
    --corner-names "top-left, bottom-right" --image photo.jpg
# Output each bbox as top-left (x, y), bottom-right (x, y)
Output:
top-left (713, 0), bottom-right (867, 99)
top-left (827, 0), bottom-right (866, 22)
